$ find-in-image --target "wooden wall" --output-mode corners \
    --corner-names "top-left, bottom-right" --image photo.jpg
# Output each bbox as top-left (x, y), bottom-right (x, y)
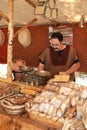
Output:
top-left (0, 24), bottom-right (87, 72)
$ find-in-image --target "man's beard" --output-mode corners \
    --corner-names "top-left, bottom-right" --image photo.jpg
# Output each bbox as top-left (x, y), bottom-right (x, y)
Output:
top-left (53, 48), bottom-right (59, 51)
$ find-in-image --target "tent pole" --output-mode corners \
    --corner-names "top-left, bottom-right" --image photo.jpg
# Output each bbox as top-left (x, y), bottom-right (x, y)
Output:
top-left (7, 0), bottom-right (14, 78)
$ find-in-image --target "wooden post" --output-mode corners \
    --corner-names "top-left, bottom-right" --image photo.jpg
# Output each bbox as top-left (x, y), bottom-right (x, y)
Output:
top-left (7, 0), bottom-right (14, 78)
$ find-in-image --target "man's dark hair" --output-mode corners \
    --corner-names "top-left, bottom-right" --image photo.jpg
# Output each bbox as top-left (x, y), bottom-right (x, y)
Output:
top-left (51, 32), bottom-right (63, 42)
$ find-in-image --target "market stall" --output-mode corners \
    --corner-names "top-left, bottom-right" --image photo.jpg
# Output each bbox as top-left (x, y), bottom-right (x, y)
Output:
top-left (0, 0), bottom-right (87, 130)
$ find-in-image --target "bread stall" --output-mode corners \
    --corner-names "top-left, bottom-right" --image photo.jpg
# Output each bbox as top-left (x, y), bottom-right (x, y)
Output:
top-left (0, 0), bottom-right (87, 130)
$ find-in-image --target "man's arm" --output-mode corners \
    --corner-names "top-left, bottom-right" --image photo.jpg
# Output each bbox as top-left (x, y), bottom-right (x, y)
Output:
top-left (65, 62), bottom-right (80, 75)
top-left (38, 62), bottom-right (45, 71)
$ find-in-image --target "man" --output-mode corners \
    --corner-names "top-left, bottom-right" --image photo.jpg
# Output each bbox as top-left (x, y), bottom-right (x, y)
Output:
top-left (38, 32), bottom-right (80, 80)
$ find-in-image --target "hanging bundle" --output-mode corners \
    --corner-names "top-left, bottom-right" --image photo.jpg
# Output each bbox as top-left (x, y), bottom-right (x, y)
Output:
top-left (18, 28), bottom-right (31, 48)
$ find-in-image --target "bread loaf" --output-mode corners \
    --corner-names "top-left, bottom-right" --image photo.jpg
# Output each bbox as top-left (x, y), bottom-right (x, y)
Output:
top-left (53, 74), bottom-right (70, 82)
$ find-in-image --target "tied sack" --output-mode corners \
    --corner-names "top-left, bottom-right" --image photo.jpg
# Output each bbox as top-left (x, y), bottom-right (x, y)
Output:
top-left (18, 28), bottom-right (31, 48)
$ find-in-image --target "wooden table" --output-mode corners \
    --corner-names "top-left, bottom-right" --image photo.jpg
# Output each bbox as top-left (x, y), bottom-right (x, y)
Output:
top-left (0, 106), bottom-right (62, 130)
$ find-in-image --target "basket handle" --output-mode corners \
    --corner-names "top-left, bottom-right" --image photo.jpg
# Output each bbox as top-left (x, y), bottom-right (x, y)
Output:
top-left (1, 99), bottom-right (13, 108)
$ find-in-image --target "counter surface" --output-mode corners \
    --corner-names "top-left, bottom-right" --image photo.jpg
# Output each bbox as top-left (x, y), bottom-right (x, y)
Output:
top-left (0, 105), bottom-right (62, 130)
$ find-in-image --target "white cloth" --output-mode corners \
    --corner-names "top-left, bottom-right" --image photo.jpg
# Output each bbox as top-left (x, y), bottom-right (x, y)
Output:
top-left (0, 64), bottom-right (7, 78)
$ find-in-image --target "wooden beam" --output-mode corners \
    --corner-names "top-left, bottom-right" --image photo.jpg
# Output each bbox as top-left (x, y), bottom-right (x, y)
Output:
top-left (25, 0), bottom-right (36, 8)
top-left (13, 18), bottom-right (37, 38)
top-left (0, 10), bottom-right (10, 22)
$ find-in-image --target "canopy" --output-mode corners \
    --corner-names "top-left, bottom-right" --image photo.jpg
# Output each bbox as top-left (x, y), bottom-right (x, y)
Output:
top-left (0, 0), bottom-right (87, 26)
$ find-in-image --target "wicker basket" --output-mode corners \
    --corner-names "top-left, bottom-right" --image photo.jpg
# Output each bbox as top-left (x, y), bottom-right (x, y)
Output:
top-left (27, 109), bottom-right (63, 129)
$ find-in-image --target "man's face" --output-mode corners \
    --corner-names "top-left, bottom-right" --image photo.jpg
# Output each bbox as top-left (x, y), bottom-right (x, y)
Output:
top-left (50, 38), bottom-right (62, 51)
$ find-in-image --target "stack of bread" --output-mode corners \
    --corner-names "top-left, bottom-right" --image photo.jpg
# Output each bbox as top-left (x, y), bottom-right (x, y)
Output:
top-left (26, 80), bottom-right (87, 129)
